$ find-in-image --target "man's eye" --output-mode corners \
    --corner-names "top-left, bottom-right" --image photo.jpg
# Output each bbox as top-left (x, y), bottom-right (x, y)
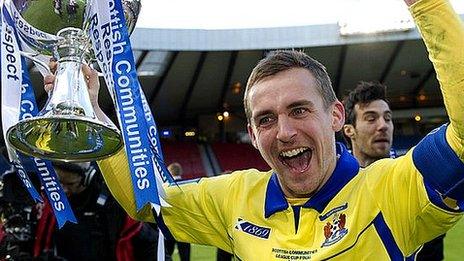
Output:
top-left (291, 108), bottom-right (308, 116)
top-left (258, 117), bottom-right (273, 126)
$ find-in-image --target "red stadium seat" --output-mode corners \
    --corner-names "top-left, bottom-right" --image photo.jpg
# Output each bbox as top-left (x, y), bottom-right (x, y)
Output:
top-left (161, 141), bottom-right (207, 179)
top-left (211, 142), bottom-right (270, 172)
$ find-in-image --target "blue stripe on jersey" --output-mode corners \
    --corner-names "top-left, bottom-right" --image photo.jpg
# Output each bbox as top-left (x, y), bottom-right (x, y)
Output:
top-left (424, 183), bottom-right (460, 212)
top-left (265, 174), bottom-right (289, 218)
top-left (406, 248), bottom-right (419, 261)
top-left (412, 124), bottom-right (464, 201)
top-left (373, 213), bottom-right (403, 260)
top-left (292, 206), bottom-right (301, 233)
top-left (303, 143), bottom-right (359, 212)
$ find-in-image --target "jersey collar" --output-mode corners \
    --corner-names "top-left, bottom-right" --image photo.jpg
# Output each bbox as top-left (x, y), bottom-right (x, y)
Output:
top-left (264, 142), bottom-right (359, 218)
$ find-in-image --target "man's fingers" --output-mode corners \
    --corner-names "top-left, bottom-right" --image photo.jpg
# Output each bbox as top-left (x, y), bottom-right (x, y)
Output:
top-left (81, 64), bottom-right (98, 79)
top-left (44, 75), bottom-right (55, 92)
top-left (81, 64), bottom-right (99, 89)
top-left (44, 75), bottom-right (55, 85)
top-left (404, 0), bottom-right (417, 6)
top-left (44, 84), bottom-right (53, 92)
top-left (48, 59), bottom-right (57, 74)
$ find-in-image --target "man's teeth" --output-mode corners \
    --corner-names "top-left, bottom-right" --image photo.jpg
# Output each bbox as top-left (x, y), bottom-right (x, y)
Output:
top-left (280, 148), bottom-right (308, 158)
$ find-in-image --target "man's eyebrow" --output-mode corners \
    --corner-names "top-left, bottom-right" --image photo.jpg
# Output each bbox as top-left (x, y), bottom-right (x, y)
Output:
top-left (252, 100), bottom-right (315, 119)
top-left (252, 109), bottom-right (273, 121)
top-left (287, 100), bottom-right (314, 110)
top-left (362, 109), bottom-right (392, 116)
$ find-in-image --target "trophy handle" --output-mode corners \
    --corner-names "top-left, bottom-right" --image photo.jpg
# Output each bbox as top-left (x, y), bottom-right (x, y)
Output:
top-left (19, 51), bottom-right (52, 75)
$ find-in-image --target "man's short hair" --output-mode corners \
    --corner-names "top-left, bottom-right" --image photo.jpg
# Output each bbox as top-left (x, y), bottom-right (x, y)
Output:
top-left (168, 162), bottom-right (183, 178)
top-left (52, 161), bottom-right (96, 186)
top-left (343, 81), bottom-right (389, 126)
top-left (52, 162), bottom-right (91, 176)
top-left (244, 50), bottom-right (337, 122)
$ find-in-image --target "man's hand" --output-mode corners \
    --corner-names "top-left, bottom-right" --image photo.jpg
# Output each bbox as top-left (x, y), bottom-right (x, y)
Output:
top-left (44, 60), bottom-right (101, 106)
top-left (404, 0), bottom-right (418, 7)
top-left (43, 60), bottom-right (57, 93)
top-left (81, 64), bottom-right (100, 107)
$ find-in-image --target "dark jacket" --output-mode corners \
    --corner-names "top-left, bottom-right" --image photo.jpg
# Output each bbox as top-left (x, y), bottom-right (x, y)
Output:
top-left (33, 175), bottom-right (157, 261)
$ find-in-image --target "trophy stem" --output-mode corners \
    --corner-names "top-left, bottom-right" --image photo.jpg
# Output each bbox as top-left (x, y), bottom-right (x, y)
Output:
top-left (56, 27), bottom-right (90, 63)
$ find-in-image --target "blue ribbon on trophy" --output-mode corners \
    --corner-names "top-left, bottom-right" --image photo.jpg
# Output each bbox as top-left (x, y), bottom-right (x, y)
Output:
top-left (86, 3), bottom-right (172, 258)
top-left (87, 0), bottom-right (173, 214)
top-left (1, 0), bottom-right (77, 228)
top-left (140, 92), bottom-right (175, 197)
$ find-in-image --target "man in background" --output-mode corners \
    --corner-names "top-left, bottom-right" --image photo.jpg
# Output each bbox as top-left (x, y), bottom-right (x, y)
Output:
top-left (165, 163), bottom-right (191, 261)
top-left (342, 81), bottom-right (394, 167)
top-left (343, 81), bottom-right (445, 260)
top-left (34, 162), bottom-right (158, 260)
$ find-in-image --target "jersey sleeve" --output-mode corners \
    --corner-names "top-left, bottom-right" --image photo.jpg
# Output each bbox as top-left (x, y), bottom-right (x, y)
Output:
top-left (98, 148), bottom-right (241, 252)
top-left (410, 0), bottom-right (464, 155)
top-left (158, 174), bottom-right (241, 252)
top-left (408, 0), bottom-right (464, 205)
top-left (365, 150), bottom-right (461, 256)
top-left (365, 0), bottom-right (464, 255)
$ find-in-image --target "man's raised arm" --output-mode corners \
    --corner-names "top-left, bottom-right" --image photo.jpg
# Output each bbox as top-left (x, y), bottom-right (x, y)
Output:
top-left (410, 0), bottom-right (464, 155)
top-left (408, 0), bottom-right (464, 202)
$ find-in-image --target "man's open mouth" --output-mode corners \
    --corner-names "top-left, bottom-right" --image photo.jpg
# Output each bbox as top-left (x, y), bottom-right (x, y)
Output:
top-left (279, 147), bottom-right (312, 172)
top-left (374, 138), bottom-right (390, 144)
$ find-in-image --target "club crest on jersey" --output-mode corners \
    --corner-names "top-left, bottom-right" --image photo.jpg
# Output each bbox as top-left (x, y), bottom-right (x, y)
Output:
top-left (322, 213), bottom-right (348, 247)
top-left (235, 218), bottom-right (271, 239)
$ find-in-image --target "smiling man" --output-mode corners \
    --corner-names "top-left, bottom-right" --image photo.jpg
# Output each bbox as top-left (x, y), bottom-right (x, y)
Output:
top-left (81, 0), bottom-right (464, 259)
top-left (245, 58), bottom-right (344, 199)
top-left (343, 82), bottom-right (393, 167)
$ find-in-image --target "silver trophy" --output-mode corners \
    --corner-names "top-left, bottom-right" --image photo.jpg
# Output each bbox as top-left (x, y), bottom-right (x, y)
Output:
top-left (6, 0), bottom-right (141, 162)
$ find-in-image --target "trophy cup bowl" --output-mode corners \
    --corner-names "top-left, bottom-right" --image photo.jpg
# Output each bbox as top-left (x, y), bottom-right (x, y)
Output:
top-left (6, 0), bottom-right (141, 162)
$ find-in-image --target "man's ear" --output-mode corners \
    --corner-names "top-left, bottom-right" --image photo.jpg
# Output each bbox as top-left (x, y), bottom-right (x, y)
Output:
top-left (247, 123), bottom-right (258, 149)
top-left (343, 124), bottom-right (355, 139)
top-left (332, 101), bottom-right (345, 132)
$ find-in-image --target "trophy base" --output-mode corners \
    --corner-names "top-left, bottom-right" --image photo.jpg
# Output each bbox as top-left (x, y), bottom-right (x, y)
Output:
top-left (7, 116), bottom-right (123, 162)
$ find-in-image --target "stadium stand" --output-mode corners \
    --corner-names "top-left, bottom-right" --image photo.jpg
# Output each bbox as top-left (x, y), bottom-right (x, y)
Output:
top-left (161, 141), bottom-right (207, 179)
top-left (211, 142), bottom-right (270, 172)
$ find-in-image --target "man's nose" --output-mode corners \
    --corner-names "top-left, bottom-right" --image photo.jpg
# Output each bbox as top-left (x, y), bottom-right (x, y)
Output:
top-left (276, 117), bottom-right (297, 143)
top-left (377, 118), bottom-right (390, 132)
